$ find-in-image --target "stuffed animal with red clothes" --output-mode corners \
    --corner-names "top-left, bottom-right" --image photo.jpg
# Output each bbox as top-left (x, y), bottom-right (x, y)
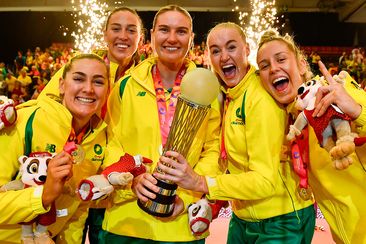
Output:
top-left (0, 152), bottom-right (55, 244)
top-left (187, 197), bottom-right (228, 237)
top-left (77, 153), bottom-right (152, 201)
top-left (0, 95), bottom-right (17, 130)
top-left (287, 74), bottom-right (357, 170)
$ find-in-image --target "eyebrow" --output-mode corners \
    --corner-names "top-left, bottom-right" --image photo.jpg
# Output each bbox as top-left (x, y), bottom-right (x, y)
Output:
top-left (110, 23), bottom-right (138, 28)
top-left (157, 24), bottom-right (189, 30)
top-left (72, 71), bottom-right (106, 79)
top-left (209, 40), bottom-right (237, 50)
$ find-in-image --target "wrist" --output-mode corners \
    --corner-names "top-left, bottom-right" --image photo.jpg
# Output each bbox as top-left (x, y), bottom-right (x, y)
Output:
top-left (197, 175), bottom-right (208, 194)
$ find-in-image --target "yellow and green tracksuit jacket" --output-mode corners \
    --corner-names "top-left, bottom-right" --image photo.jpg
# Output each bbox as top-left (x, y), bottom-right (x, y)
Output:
top-left (103, 57), bottom-right (221, 241)
top-left (206, 65), bottom-right (313, 220)
top-left (287, 73), bottom-right (366, 244)
top-left (0, 95), bottom-right (107, 243)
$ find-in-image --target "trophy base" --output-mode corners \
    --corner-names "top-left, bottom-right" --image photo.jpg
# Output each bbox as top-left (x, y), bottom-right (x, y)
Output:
top-left (137, 178), bottom-right (177, 217)
top-left (137, 199), bottom-right (174, 217)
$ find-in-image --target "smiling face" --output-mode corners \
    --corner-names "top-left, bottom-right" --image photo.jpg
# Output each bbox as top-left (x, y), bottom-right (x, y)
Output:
top-left (59, 57), bottom-right (108, 128)
top-left (257, 40), bottom-right (306, 105)
top-left (207, 25), bottom-right (250, 88)
top-left (151, 10), bottom-right (193, 67)
top-left (104, 9), bottom-right (142, 65)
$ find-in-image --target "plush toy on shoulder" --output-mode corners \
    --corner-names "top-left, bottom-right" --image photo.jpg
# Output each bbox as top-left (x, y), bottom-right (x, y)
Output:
top-left (0, 95), bottom-right (17, 130)
top-left (0, 152), bottom-right (55, 244)
top-left (77, 153), bottom-right (152, 201)
top-left (287, 72), bottom-right (356, 170)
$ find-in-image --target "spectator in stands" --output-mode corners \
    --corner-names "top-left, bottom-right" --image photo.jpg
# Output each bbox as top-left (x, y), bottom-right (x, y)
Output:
top-left (14, 50), bottom-right (26, 74)
top-left (5, 72), bottom-right (17, 95)
top-left (310, 51), bottom-right (321, 75)
top-left (352, 48), bottom-right (363, 64)
top-left (25, 49), bottom-right (34, 69)
top-left (0, 74), bottom-right (8, 96)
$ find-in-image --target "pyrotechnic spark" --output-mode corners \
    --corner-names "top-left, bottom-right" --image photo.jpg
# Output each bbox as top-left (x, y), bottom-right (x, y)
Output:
top-left (71, 0), bottom-right (109, 53)
top-left (233, 0), bottom-right (278, 66)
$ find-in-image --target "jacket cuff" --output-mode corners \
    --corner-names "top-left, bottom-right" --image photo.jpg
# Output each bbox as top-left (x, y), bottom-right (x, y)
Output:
top-left (354, 104), bottom-right (366, 128)
top-left (205, 176), bottom-right (218, 200)
top-left (31, 186), bottom-right (50, 215)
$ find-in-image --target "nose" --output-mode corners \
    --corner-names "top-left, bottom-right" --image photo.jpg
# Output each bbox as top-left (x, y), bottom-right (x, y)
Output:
top-left (119, 29), bottom-right (128, 40)
top-left (220, 50), bottom-right (229, 62)
top-left (83, 81), bottom-right (95, 93)
top-left (39, 175), bottom-right (46, 182)
top-left (167, 31), bottom-right (178, 43)
top-left (270, 64), bottom-right (279, 74)
top-left (298, 86), bottom-right (304, 95)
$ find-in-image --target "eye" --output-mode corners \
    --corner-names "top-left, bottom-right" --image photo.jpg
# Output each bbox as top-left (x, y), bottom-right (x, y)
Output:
top-left (158, 27), bottom-right (168, 33)
top-left (259, 63), bottom-right (269, 70)
top-left (177, 29), bottom-right (188, 35)
top-left (306, 81), bottom-right (312, 86)
top-left (27, 159), bottom-right (39, 174)
top-left (94, 79), bottom-right (106, 86)
top-left (312, 80), bottom-right (316, 85)
top-left (228, 45), bottom-right (236, 51)
top-left (127, 27), bottom-right (137, 34)
top-left (211, 48), bottom-right (220, 56)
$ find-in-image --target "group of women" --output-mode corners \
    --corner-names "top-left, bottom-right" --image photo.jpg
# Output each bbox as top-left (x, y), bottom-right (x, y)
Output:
top-left (0, 3), bottom-right (365, 244)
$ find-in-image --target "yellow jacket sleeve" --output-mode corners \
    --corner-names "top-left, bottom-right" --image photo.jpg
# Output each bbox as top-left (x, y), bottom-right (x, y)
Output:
top-left (0, 128), bottom-right (48, 224)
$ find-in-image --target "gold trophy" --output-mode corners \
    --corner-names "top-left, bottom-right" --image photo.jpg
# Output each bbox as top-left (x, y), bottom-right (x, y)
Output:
top-left (138, 68), bottom-right (220, 217)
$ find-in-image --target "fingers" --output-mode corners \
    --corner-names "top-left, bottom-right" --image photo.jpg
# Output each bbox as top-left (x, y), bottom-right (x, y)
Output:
top-left (313, 87), bottom-right (332, 117)
top-left (132, 173), bottom-right (158, 202)
top-left (318, 61), bottom-right (335, 85)
top-left (48, 151), bottom-right (73, 180)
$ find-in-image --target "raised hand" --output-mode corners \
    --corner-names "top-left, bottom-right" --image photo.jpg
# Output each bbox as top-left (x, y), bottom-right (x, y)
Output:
top-left (313, 61), bottom-right (362, 119)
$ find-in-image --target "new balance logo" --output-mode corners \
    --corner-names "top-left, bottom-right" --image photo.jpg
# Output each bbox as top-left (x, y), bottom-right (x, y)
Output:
top-left (137, 91), bottom-right (146, 96)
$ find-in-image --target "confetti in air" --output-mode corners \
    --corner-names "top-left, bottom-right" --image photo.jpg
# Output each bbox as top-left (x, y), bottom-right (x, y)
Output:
top-left (71, 0), bottom-right (109, 53)
top-left (233, 0), bottom-right (278, 66)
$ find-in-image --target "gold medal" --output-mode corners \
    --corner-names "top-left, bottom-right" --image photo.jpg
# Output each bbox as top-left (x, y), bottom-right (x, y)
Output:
top-left (298, 187), bottom-right (313, 201)
top-left (71, 144), bottom-right (85, 164)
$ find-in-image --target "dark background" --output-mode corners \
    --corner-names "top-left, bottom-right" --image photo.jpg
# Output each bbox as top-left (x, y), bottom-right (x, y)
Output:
top-left (1, 10), bottom-right (366, 64)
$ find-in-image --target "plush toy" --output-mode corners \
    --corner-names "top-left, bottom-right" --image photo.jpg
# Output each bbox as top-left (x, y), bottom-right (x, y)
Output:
top-left (0, 152), bottom-right (55, 244)
top-left (287, 74), bottom-right (356, 170)
top-left (187, 198), bottom-right (227, 236)
top-left (0, 95), bottom-right (17, 130)
top-left (77, 153), bottom-right (152, 201)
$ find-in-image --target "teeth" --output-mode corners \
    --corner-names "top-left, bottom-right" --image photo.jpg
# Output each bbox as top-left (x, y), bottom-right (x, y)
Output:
top-left (77, 97), bottom-right (94, 103)
top-left (222, 64), bottom-right (234, 69)
top-left (166, 47), bottom-right (178, 51)
top-left (116, 44), bottom-right (128, 48)
top-left (273, 77), bottom-right (287, 84)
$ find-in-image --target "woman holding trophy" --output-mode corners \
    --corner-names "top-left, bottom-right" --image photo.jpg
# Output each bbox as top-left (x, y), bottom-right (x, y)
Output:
top-left (155, 22), bottom-right (315, 243)
top-left (100, 5), bottom-right (221, 243)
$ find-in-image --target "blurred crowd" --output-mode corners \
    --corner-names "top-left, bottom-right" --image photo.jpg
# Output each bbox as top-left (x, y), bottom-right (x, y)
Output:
top-left (1, 41), bottom-right (365, 107)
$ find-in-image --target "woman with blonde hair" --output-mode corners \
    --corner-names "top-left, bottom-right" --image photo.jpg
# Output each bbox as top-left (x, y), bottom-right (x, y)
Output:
top-left (256, 28), bottom-right (366, 244)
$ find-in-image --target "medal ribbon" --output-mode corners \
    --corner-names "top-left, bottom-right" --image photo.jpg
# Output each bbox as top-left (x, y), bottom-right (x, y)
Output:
top-left (289, 117), bottom-right (310, 189)
top-left (220, 96), bottom-right (231, 160)
top-left (152, 64), bottom-right (186, 146)
top-left (63, 122), bottom-right (89, 154)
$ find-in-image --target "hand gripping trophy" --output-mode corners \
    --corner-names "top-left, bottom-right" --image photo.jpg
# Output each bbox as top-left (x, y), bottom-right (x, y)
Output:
top-left (138, 68), bottom-right (220, 217)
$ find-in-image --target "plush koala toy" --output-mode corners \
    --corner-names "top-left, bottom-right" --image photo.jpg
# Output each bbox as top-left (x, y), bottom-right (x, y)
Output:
top-left (0, 152), bottom-right (56, 244)
top-left (0, 95), bottom-right (17, 130)
top-left (187, 198), bottom-right (227, 236)
top-left (287, 74), bottom-right (356, 170)
top-left (77, 153), bottom-right (152, 201)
